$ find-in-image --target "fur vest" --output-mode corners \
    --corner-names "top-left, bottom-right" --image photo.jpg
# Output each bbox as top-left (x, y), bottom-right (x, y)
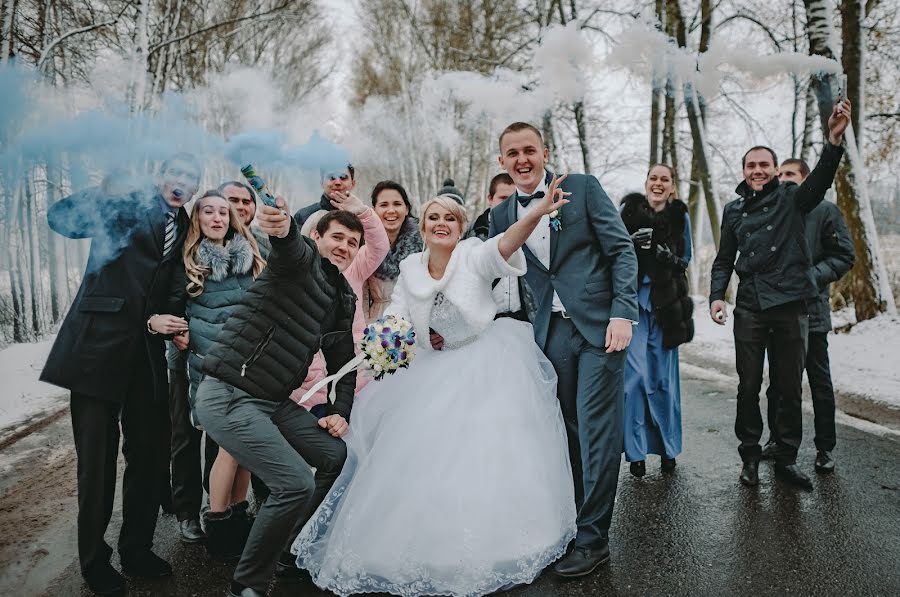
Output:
top-left (620, 195), bottom-right (694, 349)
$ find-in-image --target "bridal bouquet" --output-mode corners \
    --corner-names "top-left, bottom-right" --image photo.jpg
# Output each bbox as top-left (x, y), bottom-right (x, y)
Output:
top-left (298, 315), bottom-right (417, 404)
top-left (359, 314), bottom-right (417, 380)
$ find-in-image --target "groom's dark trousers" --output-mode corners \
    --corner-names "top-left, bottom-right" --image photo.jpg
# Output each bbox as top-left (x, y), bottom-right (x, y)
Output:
top-left (545, 314), bottom-right (625, 547)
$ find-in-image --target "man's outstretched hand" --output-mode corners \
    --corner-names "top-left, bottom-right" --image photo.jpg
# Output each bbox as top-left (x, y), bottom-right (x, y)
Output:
top-left (258, 195), bottom-right (291, 238)
top-left (828, 98), bottom-right (852, 146)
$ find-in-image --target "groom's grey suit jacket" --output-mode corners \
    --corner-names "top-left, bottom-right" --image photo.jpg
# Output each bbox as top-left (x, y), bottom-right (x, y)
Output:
top-left (489, 173), bottom-right (638, 351)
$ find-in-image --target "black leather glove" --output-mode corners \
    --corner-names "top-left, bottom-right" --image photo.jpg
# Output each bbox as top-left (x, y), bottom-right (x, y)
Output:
top-left (630, 228), bottom-right (653, 247)
top-left (655, 244), bottom-right (686, 271)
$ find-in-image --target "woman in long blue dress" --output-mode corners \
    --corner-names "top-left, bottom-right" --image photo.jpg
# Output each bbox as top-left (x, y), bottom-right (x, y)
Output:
top-left (619, 164), bottom-right (694, 477)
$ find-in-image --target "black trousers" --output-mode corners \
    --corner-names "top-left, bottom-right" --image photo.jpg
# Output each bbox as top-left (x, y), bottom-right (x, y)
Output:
top-left (733, 302), bottom-right (808, 464)
top-left (168, 369), bottom-right (218, 520)
top-left (766, 331), bottom-right (836, 452)
top-left (70, 361), bottom-right (162, 576)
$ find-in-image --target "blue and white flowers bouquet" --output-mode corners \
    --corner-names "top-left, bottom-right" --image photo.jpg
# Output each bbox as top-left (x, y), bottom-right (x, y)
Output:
top-left (298, 315), bottom-right (417, 404)
top-left (359, 314), bottom-right (417, 380)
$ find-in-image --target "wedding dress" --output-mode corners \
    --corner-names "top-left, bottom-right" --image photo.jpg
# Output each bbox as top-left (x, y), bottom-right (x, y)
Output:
top-left (292, 236), bottom-right (576, 597)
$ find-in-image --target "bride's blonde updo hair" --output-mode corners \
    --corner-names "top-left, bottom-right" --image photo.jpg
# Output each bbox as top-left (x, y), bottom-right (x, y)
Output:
top-left (419, 195), bottom-right (469, 245)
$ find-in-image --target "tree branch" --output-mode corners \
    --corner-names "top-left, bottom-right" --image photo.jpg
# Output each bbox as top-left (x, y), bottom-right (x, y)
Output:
top-left (147, 1), bottom-right (290, 56)
top-left (37, 3), bottom-right (133, 71)
top-left (714, 12), bottom-right (784, 50)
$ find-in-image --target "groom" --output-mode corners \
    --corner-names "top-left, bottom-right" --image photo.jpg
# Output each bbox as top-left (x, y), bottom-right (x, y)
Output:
top-left (489, 122), bottom-right (638, 577)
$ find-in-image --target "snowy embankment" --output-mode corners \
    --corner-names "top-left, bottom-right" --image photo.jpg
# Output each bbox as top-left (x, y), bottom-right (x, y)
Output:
top-left (682, 297), bottom-right (900, 414)
top-left (0, 337), bottom-right (67, 443)
top-left (0, 304), bottom-right (899, 439)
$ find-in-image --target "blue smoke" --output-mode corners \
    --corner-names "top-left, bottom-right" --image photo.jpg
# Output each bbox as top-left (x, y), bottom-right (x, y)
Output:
top-left (224, 129), bottom-right (351, 174)
top-left (0, 63), bottom-right (349, 270)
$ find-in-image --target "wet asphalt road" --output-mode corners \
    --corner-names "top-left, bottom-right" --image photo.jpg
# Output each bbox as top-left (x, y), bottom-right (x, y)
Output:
top-left (4, 364), bottom-right (900, 597)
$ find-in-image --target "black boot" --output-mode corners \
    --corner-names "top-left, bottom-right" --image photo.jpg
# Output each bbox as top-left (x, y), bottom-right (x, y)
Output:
top-left (230, 500), bottom-right (254, 553)
top-left (815, 450), bottom-right (835, 474)
top-left (760, 440), bottom-right (778, 460)
top-left (83, 563), bottom-right (126, 595)
top-left (739, 460), bottom-right (759, 487)
top-left (775, 463), bottom-right (813, 489)
top-left (661, 458), bottom-right (677, 473)
top-left (203, 507), bottom-right (243, 562)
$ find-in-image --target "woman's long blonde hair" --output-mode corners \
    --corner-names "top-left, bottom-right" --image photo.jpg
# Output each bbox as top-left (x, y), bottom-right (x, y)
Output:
top-left (183, 191), bottom-right (266, 297)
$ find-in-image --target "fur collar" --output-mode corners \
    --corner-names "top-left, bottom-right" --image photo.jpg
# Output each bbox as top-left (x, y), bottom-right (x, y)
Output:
top-left (396, 237), bottom-right (483, 301)
top-left (196, 235), bottom-right (254, 281)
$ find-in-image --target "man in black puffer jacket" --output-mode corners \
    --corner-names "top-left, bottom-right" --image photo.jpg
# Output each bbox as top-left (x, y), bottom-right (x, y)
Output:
top-left (710, 98), bottom-right (850, 490)
top-left (194, 197), bottom-right (360, 597)
top-left (761, 158), bottom-right (855, 473)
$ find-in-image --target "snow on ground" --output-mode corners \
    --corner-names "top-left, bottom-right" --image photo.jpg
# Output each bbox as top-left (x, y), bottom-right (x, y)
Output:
top-left (686, 297), bottom-right (900, 410)
top-left (0, 337), bottom-right (67, 440)
top-left (0, 301), bottom-right (899, 438)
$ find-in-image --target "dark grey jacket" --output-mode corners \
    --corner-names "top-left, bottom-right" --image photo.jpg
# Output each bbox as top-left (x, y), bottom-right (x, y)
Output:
top-left (804, 201), bottom-right (855, 332)
top-left (710, 143), bottom-right (844, 312)
top-left (293, 194), bottom-right (332, 227)
top-left (489, 172), bottom-right (638, 350)
top-left (198, 220), bottom-right (357, 420)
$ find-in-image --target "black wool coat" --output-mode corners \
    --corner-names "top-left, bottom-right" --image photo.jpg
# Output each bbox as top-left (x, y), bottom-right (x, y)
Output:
top-left (710, 142), bottom-right (845, 312)
top-left (41, 188), bottom-right (189, 403)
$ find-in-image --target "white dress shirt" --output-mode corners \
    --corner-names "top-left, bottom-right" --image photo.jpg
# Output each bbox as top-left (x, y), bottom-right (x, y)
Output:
top-left (516, 176), bottom-right (566, 313)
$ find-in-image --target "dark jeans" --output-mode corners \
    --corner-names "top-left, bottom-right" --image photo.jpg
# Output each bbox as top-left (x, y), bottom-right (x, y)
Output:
top-left (70, 361), bottom-right (161, 577)
top-left (168, 369), bottom-right (218, 520)
top-left (544, 313), bottom-right (625, 549)
top-left (194, 377), bottom-right (346, 592)
top-left (766, 331), bottom-right (836, 452)
top-left (733, 302), bottom-right (808, 465)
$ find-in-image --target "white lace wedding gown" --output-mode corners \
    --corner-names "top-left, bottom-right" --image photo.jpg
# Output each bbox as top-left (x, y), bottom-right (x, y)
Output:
top-left (291, 238), bottom-right (576, 597)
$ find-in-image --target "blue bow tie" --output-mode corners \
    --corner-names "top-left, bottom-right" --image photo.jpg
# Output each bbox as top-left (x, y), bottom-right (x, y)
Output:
top-left (517, 191), bottom-right (545, 207)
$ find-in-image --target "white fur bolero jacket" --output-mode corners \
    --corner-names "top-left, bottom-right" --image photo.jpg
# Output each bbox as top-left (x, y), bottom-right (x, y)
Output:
top-left (384, 235), bottom-right (526, 351)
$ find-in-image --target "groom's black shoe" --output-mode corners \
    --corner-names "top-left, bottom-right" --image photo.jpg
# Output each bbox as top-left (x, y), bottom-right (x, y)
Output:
top-left (552, 543), bottom-right (610, 578)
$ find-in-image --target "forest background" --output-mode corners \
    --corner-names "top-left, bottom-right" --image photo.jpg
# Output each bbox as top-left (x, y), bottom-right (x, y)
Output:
top-left (1, 0), bottom-right (899, 346)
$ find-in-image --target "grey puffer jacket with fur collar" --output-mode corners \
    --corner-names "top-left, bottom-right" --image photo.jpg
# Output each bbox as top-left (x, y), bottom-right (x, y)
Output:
top-left (185, 235), bottom-right (257, 400)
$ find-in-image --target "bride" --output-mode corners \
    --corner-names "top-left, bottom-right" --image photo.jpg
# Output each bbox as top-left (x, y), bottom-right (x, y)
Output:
top-left (292, 176), bottom-right (577, 597)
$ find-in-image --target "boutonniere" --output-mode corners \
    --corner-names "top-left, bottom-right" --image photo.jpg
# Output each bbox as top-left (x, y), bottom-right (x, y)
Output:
top-left (549, 208), bottom-right (563, 231)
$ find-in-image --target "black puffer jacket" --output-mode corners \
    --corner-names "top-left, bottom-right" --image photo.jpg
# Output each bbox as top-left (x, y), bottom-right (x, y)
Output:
top-left (200, 220), bottom-right (358, 419)
top-left (620, 195), bottom-right (694, 348)
top-left (710, 142), bottom-right (844, 311)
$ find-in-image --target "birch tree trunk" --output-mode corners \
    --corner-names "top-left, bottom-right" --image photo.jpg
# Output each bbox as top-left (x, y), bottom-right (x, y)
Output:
top-left (804, 0), bottom-right (896, 319)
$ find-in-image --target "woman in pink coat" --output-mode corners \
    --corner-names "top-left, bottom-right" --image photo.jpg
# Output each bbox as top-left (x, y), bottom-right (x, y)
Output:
top-left (290, 191), bottom-right (390, 410)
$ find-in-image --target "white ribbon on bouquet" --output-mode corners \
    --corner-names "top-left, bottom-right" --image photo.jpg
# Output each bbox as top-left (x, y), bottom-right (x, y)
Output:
top-left (297, 352), bottom-right (367, 405)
